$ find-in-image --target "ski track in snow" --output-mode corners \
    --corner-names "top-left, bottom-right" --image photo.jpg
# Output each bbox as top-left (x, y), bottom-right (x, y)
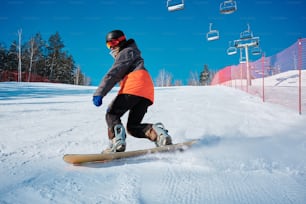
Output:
top-left (1, 81), bottom-right (306, 204)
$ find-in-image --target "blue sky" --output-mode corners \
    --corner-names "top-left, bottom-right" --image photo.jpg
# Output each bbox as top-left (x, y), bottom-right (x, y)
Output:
top-left (1, 0), bottom-right (306, 85)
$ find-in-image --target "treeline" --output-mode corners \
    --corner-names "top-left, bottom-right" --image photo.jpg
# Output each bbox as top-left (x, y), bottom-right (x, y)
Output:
top-left (155, 64), bottom-right (215, 87)
top-left (0, 30), bottom-right (90, 85)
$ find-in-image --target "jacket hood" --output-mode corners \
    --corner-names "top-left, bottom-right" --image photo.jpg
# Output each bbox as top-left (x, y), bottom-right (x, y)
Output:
top-left (119, 39), bottom-right (136, 51)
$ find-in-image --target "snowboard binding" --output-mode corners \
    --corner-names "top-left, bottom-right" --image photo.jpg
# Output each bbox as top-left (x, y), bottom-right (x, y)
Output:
top-left (152, 122), bottom-right (172, 147)
top-left (103, 124), bottom-right (126, 153)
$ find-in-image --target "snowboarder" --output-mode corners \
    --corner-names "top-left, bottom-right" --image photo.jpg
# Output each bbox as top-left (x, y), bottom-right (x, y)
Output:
top-left (93, 30), bottom-right (172, 153)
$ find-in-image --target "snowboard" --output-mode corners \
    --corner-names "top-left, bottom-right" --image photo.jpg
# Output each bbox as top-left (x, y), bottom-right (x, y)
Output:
top-left (63, 139), bottom-right (198, 165)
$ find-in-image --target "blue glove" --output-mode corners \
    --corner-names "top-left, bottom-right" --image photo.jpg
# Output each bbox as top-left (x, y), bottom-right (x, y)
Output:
top-left (93, 96), bottom-right (103, 107)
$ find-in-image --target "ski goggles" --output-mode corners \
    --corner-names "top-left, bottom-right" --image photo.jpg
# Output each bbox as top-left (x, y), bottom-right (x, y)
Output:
top-left (106, 36), bottom-right (126, 49)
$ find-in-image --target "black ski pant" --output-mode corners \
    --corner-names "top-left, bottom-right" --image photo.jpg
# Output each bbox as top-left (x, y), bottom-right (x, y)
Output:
top-left (105, 94), bottom-right (153, 140)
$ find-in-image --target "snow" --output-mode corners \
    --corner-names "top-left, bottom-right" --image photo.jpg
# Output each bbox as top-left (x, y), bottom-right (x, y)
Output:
top-left (1, 72), bottom-right (306, 204)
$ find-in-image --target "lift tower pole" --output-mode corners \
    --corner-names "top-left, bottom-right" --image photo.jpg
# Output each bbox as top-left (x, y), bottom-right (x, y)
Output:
top-left (234, 39), bottom-right (258, 86)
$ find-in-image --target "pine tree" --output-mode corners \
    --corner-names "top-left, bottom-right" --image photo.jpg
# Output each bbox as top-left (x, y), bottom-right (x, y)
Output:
top-left (46, 32), bottom-right (64, 82)
top-left (0, 43), bottom-right (7, 70)
top-left (7, 41), bottom-right (18, 72)
top-left (200, 64), bottom-right (210, 86)
top-left (45, 32), bottom-right (76, 83)
top-left (32, 33), bottom-right (47, 81)
top-left (57, 53), bottom-right (75, 84)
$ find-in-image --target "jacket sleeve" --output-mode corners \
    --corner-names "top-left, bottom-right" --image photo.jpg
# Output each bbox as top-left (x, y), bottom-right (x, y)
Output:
top-left (93, 48), bottom-right (137, 97)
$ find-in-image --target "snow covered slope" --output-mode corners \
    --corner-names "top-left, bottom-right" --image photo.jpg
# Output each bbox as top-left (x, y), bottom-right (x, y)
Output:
top-left (1, 82), bottom-right (306, 204)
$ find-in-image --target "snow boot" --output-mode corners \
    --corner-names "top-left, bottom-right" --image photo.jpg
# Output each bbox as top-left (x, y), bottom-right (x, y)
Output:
top-left (146, 123), bottom-right (172, 147)
top-left (102, 124), bottom-right (126, 153)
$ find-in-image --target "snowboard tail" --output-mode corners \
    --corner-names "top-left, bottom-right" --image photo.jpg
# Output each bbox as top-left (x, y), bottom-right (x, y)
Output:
top-left (63, 139), bottom-right (198, 165)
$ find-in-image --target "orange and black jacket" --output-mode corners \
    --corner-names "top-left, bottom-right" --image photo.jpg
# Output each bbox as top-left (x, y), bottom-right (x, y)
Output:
top-left (94, 39), bottom-right (154, 104)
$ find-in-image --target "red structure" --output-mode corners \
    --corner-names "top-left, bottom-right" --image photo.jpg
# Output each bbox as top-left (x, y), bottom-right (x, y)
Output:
top-left (211, 38), bottom-right (306, 114)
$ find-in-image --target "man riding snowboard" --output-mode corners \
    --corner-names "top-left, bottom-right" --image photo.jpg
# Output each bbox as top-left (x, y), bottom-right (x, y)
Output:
top-left (93, 30), bottom-right (172, 153)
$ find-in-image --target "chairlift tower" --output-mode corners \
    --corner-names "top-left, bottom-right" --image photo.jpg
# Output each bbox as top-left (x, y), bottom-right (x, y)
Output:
top-left (227, 24), bottom-right (261, 86)
top-left (234, 37), bottom-right (260, 86)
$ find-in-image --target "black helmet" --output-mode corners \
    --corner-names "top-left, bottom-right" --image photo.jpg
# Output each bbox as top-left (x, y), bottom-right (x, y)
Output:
top-left (105, 30), bottom-right (126, 49)
top-left (106, 30), bottom-right (125, 42)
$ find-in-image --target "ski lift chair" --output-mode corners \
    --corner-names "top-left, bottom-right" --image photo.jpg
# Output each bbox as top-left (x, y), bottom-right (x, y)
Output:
top-left (167, 0), bottom-right (184, 12)
top-left (251, 46), bottom-right (261, 55)
top-left (227, 41), bottom-right (237, 55)
top-left (220, 0), bottom-right (237, 14)
top-left (240, 24), bottom-right (253, 40)
top-left (206, 23), bottom-right (220, 41)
